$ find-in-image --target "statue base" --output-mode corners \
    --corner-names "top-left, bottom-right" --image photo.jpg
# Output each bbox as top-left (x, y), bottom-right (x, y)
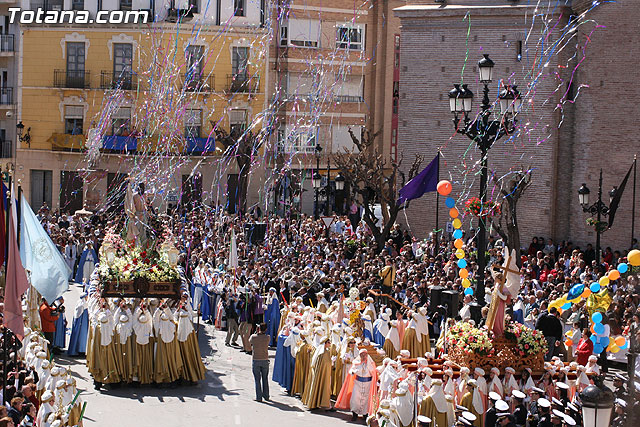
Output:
top-left (446, 337), bottom-right (545, 375)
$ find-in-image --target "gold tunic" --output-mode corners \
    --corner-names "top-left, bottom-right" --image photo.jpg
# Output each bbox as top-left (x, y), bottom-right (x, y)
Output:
top-left (383, 338), bottom-right (399, 360)
top-left (178, 331), bottom-right (206, 382)
top-left (113, 332), bottom-right (135, 383)
top-left (303, 350), bottom-right (332, 410)
top-left (154, 336), bottom-right (183, 383)
top-left (291, 343), bottom-right (312, 396)
top-left (401, 327), bottom-right (422, 359)
top-left (419, 395), bottom-right (449, 427)
top-left (461, 391), bottom-right (484, 427)
top-left (134, 338), bottom-right (155, 384)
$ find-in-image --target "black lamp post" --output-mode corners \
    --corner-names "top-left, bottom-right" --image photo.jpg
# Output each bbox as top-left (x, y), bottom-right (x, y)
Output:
top-left (313, 144), bottom-right (323, 219)
top-left (16, 121), bottom-right (31, 148)
top-left (334, 172), bottom-right (345, 215)
top-left (448, 54), bottom-right (521, 304)
top-left (580, 380), bottom-right (614, 427)
top-left (577, 170), bottom-right (617, 265)
top-left (325, 156), bottom-right (331, 216)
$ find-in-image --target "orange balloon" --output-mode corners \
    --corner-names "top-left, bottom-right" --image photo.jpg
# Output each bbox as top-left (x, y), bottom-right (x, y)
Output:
top-left (590, 324), bottom-right (596, 334)
top-left (437, 180), bottom-right (452, 196)
top-left (581, 288), bottom-right (592, 298)
top-left (454, 239), bottom-right (463, 249)
top-left (615, 336), bottom-right (626, 347)
top-left (449, 207), bottom-right (459, 218)
top-left (565, 339), bottom-right (573, 347)
top-left (608, 270), bottom-right (620, 281)
top-left (459, 268), bottom-right (469, 279)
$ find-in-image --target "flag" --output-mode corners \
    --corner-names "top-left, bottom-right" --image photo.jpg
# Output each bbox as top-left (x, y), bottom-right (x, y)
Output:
top-left (228, 229), bottom-right (238, 269)
top-left (5, 210), bottom-right (29, 338)
top-left (19, 194), bottom-right (71, 303)
top-left (397, 153), bottom-right (439, 205)
top-left (608, 162), bottom-right (633, 228)
top-left (0, 183), bottom-right (5, 267)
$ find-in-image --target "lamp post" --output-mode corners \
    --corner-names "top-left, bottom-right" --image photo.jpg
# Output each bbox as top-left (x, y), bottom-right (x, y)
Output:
top-left (580, 380), bottom-right (614, 427)
top-left (313, 144), bottom-right (323, 219)
top-left (334, 172), bottom-right (345, 215)
top-left (16, 121), bottom-right (31, 148)
top-left (447, 54), bottom-right (521, 304)
top-left (577, 170), bottom-right (617, 265)
top-left (325, 156), bottom-right (331, 215)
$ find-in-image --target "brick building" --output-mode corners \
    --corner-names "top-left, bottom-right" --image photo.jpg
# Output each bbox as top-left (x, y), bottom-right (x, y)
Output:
top-left (394, 0), bottom-right (639, 253)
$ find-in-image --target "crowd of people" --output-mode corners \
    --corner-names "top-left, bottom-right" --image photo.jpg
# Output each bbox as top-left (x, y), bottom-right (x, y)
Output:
top-left (1, 200), bottom-right (637, 427)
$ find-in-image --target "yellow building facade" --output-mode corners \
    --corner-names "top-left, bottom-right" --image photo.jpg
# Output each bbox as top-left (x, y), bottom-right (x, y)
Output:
top-left (17, 21), bottom-right (268, 213)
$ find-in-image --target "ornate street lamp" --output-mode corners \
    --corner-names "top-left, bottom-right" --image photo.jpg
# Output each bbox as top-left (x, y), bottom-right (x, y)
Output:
top-left (312, 170), bottom-right (321, 219)
top-left (447, 54), bottom-right (519, 306)
top-left (334, 172), bottom-right (345, 191)
top-left (16, 121), bottom-right (31, 148)
top-left (578, 183), bottom-right (590, 206)
top-left (580, 382), bottom-right (614, 427)
top-left (577, 171), bottom-right (612, 264)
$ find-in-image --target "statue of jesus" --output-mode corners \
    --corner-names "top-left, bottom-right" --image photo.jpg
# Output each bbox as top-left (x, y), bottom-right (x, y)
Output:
top-left (126, 180), bottom-right (148, 247)
top-left (485, 248), bottom-right (521, 337)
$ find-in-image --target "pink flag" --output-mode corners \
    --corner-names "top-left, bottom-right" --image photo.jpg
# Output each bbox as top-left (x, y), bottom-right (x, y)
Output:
top-left (5, 211), bottom-right (29, 338)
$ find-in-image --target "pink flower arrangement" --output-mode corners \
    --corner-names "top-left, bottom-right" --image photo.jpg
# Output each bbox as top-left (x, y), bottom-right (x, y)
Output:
top-left (504, 322), bottom-right (548, 357)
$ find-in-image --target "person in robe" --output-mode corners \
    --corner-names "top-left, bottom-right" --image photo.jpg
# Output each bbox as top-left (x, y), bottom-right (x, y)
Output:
top-left (485, 271), bottom-right (510, 337)
top-left (420, 378), bottom-right (451, 427)
top-left (90, 308), bottom-right (120, 389)
top-left (488, 367), bottom-right (504, 398)
top-left (36, 360), bottom-right (50, 401)
top-left (461, 380), bottom-right (485, 427)
top-left (401, 313), bottom-right (422, 358)
top-left (274, 327), bottom-right (298, 393)
top-left (67, 293), bottom-right (89, 357)
top-left (36, 391), bottom-right (55, 427)
top-left (383, 320), bottom-right (401, 359)
top-left (519, 368), bottom-right (535, 398)
top-left (575, 366), bottom-right (590, 393)
top-left (191, 260), bottom-right (205, 313)
top-left (378, 358), bottom-right (401, 401)
top-left (474, 367), bottom-right (488, 411)
top-left (538, 370), bottom-right (557, 400)
top-left (335, 348), bottom-right (379, 420)
top-left (316, 292), bottom-right (329, 313)
top-left (502, 367), bottom-right (518, 401)
top-left (64, 377), bottom-right (82, 426)
top-left (153, 304), bottom-right (183, 386)
top-left (362, 315), bottom-right (374, 342)
top-left (373, 311), bottom-right (391, 347)
top-left (265, 288), bottom-right (281, 347)
top-left (457, 366), bottom-right (471, 405)
top-left (63, 238), bottom-right (77, 281)
top-left (74, 244), bottom-right (98, 285)
top-left (303, 337), bottom-right (332, 410)
top-left (132, 303), bottom-right (154, 385)
top-left (114, 313), bottom-right (134, 384)
top-left (391, 385), bottom-right (414, 427)
top-left (291, 330), bottom-right (313, 397)
top-left (574, 329), bottom-right (594, 366)
top-left (52, 298), bottom-right (67, 353)
top-left (444, 368), bottom-right (456, 397)
top-left (125, 181), bottom-right (148, 247)
top-left (175, 298), bottom-right (206, 384)
top-left (334, 337), bottom-right (358, 397)
top-left (377, 400), bottom-right (400, 427)
top-left (415, 307), bottom-right (431, 355)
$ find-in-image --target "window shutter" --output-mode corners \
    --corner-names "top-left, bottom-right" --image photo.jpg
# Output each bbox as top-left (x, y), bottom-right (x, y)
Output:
top-left (65, 105), bottom-right (84, 119)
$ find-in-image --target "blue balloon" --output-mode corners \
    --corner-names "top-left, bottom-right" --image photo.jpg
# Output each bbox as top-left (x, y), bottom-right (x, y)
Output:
top-left (561, 302), bottom-right (571, 310)
top-left (618, 263), bottom-right (628, 274)
top-left (445, 197), bottom-right (456, 208)
top-left (620, 341), bottom-right (629, 350)
top-left (453, 229), bottom-right (463, 239)
top-left (594, 323), bottom-right (605, 334)
top-left (597, 336), bottom-right (608, 345)
top-left (593, 345), bottom-right (603, 354)
top-left (590, 335), bottom-right (598, 344)
top-left (567, 283), bottom-right (585, 300)
top-left (464, 288), bottom-right (473, 296)
top-left (592, 312), bottom-right (603, 323)
top-left (590, 283), bottom-right (601, 293)
top-left (457, 259), bottom-right (467, 269)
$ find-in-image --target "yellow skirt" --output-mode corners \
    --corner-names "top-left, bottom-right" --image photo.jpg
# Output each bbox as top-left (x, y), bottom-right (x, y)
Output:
top-left (291, 345), bottom-right (311, 396)
top-left (178, 332), bottom-right (206, 382)
top-left (402, 328), bottom-right (422, 359)
top-left (134, 339), bottom-right (155, 384)
top-left (154, 338), bottom-right (183, 383)
top-left (113, 334), bottom-right (135, 384)
top-left (383, 338), bottom-right (399, 360)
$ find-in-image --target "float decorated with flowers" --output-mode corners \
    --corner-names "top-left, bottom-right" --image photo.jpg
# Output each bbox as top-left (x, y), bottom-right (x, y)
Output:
top-left (445, 321), bottom-right (546, 373)
top-left (97, 230), bottom-right (182, 299)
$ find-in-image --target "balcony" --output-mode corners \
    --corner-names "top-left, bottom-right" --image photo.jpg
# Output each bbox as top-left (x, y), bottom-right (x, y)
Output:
top-left (334, 95), bottom-right (364, 103)
top-left (102, 135), bottom-right (138, 152)
top-left (48, 133), bottom-right (85, 151)
top-left (0, 88), bottom-right (13, 106)
top-left (181, 73), bottom-right (214, 92)
top-left (0, 35), bottom-right (14, 54)
top-left (54, 69), bottom-right (90, 89)
top-left (101, 71), bottom-right (138, 91)
top-left (185, 136), bottom-right (219, 155)
top-left (227, 73), bottom-right (256, 93)
top-left (0, 140), bottom-right (11, 158)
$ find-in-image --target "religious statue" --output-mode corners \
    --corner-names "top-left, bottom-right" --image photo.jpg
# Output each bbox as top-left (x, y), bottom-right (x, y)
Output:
top-left (344, 287), bottom-right (366, 339)
top-left (485, 248), bottom-right (521, 337)
top-left (125, 180), bottom-right (148, 248)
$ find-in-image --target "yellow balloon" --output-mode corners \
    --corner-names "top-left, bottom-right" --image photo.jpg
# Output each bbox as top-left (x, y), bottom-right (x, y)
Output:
top-left (569, 297), bottom-right (581, 304)
top-left (586, 288), bottom-right (612, 317)
top-left (599, 276), bottom-right (609, 287)
top-left (462, 278), bottom-right (471, 288)
top-left (452, 218), bottom-right (462, 229)
top-left (455, 249), bottom-right (465, 259)
top-left (629, 249), bottom-right (640, 266)
top-left (611, 346), bottom-right (620, 353)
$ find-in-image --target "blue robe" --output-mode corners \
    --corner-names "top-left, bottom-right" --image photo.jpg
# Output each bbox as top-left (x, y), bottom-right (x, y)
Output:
top-left (67, 308), bottom-right (89, 356)
top-left (53, 308), bottom-right (67, 349)
top-left (74, 249), bottom-right (98, 284)
top-left (201, 286), bottom-right (212, 322)
top-left (265, 298), bottom-right (281, 347)
top-left (272, 334), bottom-right (295, 392)
top-left (373, 324), bottom-right (387, 347)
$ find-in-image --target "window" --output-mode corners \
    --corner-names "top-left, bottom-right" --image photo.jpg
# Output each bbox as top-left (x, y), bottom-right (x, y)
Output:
top-left (332, 125), bottom-right (359, 152)
top-left (336, 25), bottom-right (363, 50)
top-left (111, 107), bottom-right (131, 136)
top-left (185, 109), bottom-right (201, 138)
top-left (279, 126), bottom-right (317, 153)
top-left (66, 42), bottom-right (85, 87)
top-left (64, 106), bottom-right (84, 135)
top-left (30, 169), bottom-right (52, 211)
top-left (120, 0), bottom-right (132, 10)
top-left (286, 72), bottom-right (313, 96)
top-left (113, 43), bottom-right (133, 87)
top-left (0, 129), bottom-right (9, 159)
top-left (72, 0), bottom-right (84, 10)
top-left (233, 0), bottom-right (245, 16)
top-left (334, 76), bottom-right (363, 102)
top-left (232, 47), bottom-right (248, 77)
top-left (517, 40), bottom-right (523, 62)
top-left (186, 45), bottom-right (204, 76)
top-left (287, 19), bottom-right (320, 48)
top-left (279, 24), bottom-right (288, 47)
top-left (229, 109), bottom-right (247, 136)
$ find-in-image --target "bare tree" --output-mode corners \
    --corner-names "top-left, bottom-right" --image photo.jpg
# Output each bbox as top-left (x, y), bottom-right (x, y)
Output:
top-left (213, 126), bottom-right (262, 214)
top-left (490, 169), bottom-right (533, 266)
top-left (332, 128), bottom-right (423, 252)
